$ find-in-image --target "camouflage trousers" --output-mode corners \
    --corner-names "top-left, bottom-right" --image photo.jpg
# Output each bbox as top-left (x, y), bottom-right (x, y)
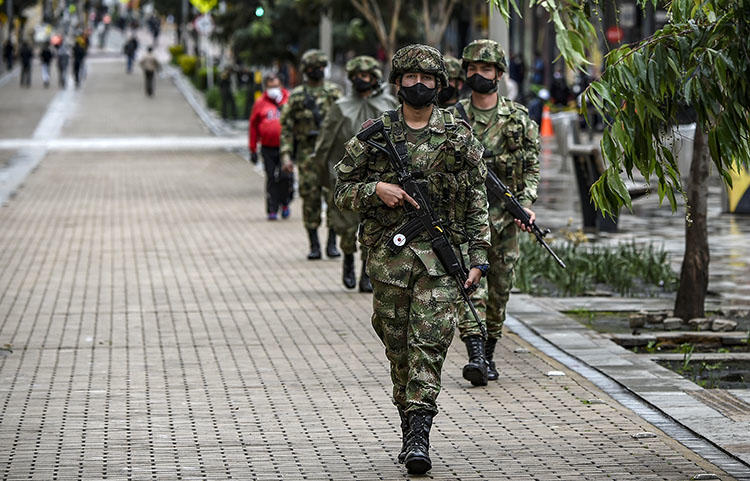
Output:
top-left (326, 194), bottom-right (358, 255)
top-left (298, 155), bottom-right (332, 230)
top-left (371, 255), bottom-right (458, 415)
top-left (458, 218), bottom-right (519, 340)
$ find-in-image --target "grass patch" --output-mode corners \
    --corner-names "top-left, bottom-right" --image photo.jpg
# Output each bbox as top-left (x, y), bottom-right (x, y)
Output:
top-left (516, 233), bottom-right (678, 297)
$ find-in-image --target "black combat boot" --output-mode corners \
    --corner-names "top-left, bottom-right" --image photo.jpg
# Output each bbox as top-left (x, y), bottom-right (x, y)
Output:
top-left (326, 228), bottom-right (341, 258)
top-left (397, 407), bottom-right (409, 464)
top-left (462, 335), bottom-right (488, 386)
top-left (307, 229), bottom-right (321, 260)
top-left (358, 260), bottom-right (372, 293)
top-left (342, 254), bottom-right (356, 289)
top-left (485, 337), bottom-right (499, 381)
top-left (404, 410), bottom-right (433, 475)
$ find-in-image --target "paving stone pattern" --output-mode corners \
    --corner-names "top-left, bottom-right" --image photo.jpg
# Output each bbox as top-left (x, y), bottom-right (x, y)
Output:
top-left (0, 150), bottom-right (734, 480)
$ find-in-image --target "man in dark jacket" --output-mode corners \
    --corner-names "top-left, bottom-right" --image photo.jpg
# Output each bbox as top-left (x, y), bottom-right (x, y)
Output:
top-left (19, 42), bottom-right (33, 87)
top-left (249, 73), bottom-right (291, 220)
top-left (40, 43), bottom-right (54, 88)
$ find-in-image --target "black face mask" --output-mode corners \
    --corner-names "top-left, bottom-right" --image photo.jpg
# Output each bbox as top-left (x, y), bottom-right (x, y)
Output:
top-left (352, 77), bottom-right (375, 93)
top-left (398, 83), bottom-right (437, 108)
top-left (466, 73), bottom-right (498, 93)
top-left (437, 85), bottom-right (458, 105)
top-left (306, 68), bottom-right (324, 81)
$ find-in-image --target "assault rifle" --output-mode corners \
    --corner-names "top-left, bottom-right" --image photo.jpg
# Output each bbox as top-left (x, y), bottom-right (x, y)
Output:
top-left (303, 91), bottom-right (322, 137)
top-left (357, 115), bottom-right (487, 339)
top-left (484, 161), bottom-right (566, 269)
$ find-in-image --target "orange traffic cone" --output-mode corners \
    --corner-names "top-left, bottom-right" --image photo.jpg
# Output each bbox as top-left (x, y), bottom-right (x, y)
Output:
top-left (540, 105), bottom-right (554, 138)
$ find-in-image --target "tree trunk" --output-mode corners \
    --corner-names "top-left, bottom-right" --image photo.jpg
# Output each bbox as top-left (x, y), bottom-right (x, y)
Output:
top-left (673, 128), bottom-right (710, 320)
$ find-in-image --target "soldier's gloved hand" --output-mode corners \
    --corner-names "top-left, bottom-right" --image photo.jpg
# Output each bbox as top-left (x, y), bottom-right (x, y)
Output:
top-left (281, 154), bottom-right (294, 173)
top-left (515, 207), bottom-right (536, 233)
top-left (464, 267), bottom-right (483, 289)
top-left (250, 152), bottom-right (258, 165)
top-left (375, 182), bottom-right (420, 209)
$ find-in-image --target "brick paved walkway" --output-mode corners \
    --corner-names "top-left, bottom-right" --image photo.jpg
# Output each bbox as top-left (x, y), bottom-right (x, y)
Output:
top-left (0, 45), bottom-right (739, 480)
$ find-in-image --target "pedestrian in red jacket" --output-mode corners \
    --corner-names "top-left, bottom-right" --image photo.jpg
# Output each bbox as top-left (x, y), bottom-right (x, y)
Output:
top-left (249, 73), bottom-right (292, 220)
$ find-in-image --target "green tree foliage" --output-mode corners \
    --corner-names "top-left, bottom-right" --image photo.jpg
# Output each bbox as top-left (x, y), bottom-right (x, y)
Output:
top-left (583, 0), bottom-right (750, 215)
top-left (492, 0), bottom-right (750, 320)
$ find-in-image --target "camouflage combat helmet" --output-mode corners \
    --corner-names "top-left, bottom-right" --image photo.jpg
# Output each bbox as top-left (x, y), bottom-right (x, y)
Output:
top-left (345, 55), bottom-right (382, 81)
top-left (300, 49), bottom-right (329, 69)
top-left (389, 44), bottom-right (448, 86)
top-left (462, 39), bottom-right (507, 72)
top-left (443, 55), bottom-right (465, 81)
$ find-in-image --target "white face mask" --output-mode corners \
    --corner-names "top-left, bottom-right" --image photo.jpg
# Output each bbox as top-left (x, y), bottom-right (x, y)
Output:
top-left (266, 87), bottom-right (283, 103)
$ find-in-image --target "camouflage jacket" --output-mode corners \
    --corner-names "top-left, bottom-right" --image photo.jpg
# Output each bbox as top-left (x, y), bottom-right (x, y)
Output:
top-left (279, 81), bottom-right (342, 162)
top-left (312, 90), bottom-right (398, 189)
top-left (451, 97), bottom-right (540, 212)
top-left (334, 106), bottom-right (490, 287)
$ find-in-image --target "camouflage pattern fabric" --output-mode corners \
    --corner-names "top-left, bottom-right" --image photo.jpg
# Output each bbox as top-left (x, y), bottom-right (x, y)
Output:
top-left (451, 96), bottom-right (540, 340)
top-left (300, 49), bottom-right (328, 69)
top-left (312, 88), bottom-right (397, 254)
top-left (443, 55), bottom-right (465, 81)
top-left (345, 55), bottom-right (382, 81)
top-left (334, 105), bottom-right (489, 413)
top-left (388, 44), bottom-right (448, 86)
top-left (462, 39), bottom-right (507, 73)
top-left (280, 81), bottom-right (342, 229)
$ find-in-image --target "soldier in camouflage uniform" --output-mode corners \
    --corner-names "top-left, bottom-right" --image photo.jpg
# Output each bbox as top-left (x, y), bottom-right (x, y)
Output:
top-left (312, 55), bottom-right (397, 292)
top-left (280, 49), bottom-right (343, 260)
top-left (437, 55), bottom-right (465, 108)
top-left (334, 44), bottom-right (489, 475)
top-left (451, 39), bottom-right (541, 383)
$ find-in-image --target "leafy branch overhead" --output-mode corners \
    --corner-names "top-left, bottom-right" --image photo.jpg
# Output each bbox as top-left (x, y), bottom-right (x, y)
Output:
top-left (490, 0), bottom-right (750, 215)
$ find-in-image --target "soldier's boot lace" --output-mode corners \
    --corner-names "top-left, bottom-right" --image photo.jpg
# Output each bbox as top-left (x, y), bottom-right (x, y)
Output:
top-left (404, 410), bottom-right (433, 475)
top-left (485, 336), bottom-right (499, 381)
top-left (326, 228), bottom-right (341, 258)
top-left (397, 407), bottom-right (409, 464)
top-left (358, 256), bottom-right (373, 293)
top-left (462, 335), bottom-right (489, 386)
top-left (342, 254), bottom-right (356, 289)
top-left (307, 229), bottom-right (322, 260)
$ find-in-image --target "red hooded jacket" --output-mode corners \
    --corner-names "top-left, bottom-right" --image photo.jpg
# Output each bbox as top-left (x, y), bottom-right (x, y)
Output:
top-left (248, 88), bottom-right (289, 152)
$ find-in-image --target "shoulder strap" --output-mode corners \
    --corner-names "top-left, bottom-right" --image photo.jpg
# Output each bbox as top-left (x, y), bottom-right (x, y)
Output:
top-left (385, 110), bottom-right (409, 161)
top-left (455, 102), bottom-right (470, 125)
top-left (442, 109), bottom-right (455, 130)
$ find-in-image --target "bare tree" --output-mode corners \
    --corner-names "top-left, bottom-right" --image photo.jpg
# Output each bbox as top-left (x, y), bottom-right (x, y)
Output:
top-left (349, 0), bottom-right (403, 64)
top-left (421, 0), bottom-right (459, 47)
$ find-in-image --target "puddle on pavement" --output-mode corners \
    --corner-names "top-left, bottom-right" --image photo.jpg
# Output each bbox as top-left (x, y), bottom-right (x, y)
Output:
top-left (657, 359), bottom-right (750, 389)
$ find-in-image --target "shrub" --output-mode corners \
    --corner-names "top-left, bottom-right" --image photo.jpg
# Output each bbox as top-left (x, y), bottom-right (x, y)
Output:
top-left (194, 66), bottom-right (221, 91)
top-left (205, 86), bottom-right (221, 111)
top-left (178, 54), bottom-right (198, 77)
top-left (516, 235), bottom-right (679, 297)
top-left (168, 44), bottom-right (185, 64)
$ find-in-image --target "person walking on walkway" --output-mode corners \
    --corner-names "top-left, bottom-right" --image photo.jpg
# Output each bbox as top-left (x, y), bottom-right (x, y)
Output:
top-left (334, 44), bottom-right (489, 475)
top-left (280, 49), bottom-right (342, 260)
top-left (250, 73), bottom-right (291, 220)
top-left (219, 65), bottom-right (238, 120)
top-left (19, 41), bottom-right (33, 88)
top-left (139, 47), bottom-right (161, 97)
top-left (40, 43), bottom-right (54, 88)
top-left (312, 55), bottom-right (397, 292)
top-left (450, 39), bottom-right (541, 385)
top-left (56, 43), bottom-right (70, 88)
top-left (3, 39), bottom-right (14, 72)
top-left (72, 39), bottom-right (87, 88)
top-left (123, 35), bottom-right (138, 74)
